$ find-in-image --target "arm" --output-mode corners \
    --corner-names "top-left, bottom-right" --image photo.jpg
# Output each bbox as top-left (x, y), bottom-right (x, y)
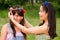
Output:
top-left (8, 12), bottom-right (48, 34)
top-left (11, 19), bottom-right (48, 34)
top-left (24, 19), bottom-right (33, 28)
top-left (1, 25), bottom-right (8, 40)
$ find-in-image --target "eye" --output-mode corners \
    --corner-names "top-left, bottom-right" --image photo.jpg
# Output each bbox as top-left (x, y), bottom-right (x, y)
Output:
top-left (16, 15), bottom-right (19, 17)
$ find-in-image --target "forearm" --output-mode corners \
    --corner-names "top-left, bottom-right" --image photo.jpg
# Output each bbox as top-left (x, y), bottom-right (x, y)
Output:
top-left (11, 19), bottom-right (47, 34)
top-left (11, 19), bottom-right (40, 34)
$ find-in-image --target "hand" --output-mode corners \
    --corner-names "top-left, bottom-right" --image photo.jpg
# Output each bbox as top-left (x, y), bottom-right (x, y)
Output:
top-left (9, 7), bottom-right (13, 12)
top-left (8, 11), bottom-right (13, 21)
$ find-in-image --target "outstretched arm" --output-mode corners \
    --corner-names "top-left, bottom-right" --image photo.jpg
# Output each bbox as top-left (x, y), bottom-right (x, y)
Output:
top-left (10, 19), bottom-right (48, 34)
top-left (8, 12), bottom-right (48, 34)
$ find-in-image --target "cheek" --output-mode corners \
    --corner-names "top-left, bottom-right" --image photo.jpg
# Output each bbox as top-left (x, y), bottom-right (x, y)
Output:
top-left (39, 12), bottom-right (46, 20)
top-left (13, 16), bottom-right (17, 20)
top-left (17, 17), bottom-right (23, 22)
top-left (13, 16), bottom-right (21, 22)
top-left (40, 12), bottom-right (45, 17)
top-left (18, 17), bottom-right (21, 21)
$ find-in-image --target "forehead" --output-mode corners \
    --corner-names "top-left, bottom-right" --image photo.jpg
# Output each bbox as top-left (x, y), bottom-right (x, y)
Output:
top-left (40, 6), bottom-right (46, 12)
top-left (14, 12), bottom-right (19, 15)
top-left (40, 6), bottom-right (43, 10)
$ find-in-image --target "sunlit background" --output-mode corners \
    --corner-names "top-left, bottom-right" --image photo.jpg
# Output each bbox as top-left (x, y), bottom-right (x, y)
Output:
top-left (0, 0), bottom-right (60, 40)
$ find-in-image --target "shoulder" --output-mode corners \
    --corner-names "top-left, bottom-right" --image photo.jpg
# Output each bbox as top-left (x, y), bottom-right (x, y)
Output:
top-left (36, 25), bottom-right (49, 31)
top-left (2, 23), bottom-right (8, 29)
top-left (1, 23), bottom-right (9, 32)
top-left (1, 23), bottom-right (9, 38)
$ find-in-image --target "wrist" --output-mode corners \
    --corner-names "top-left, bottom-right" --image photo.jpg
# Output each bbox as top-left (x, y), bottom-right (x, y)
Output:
top-left (10, 18), bottom-right (14, 21)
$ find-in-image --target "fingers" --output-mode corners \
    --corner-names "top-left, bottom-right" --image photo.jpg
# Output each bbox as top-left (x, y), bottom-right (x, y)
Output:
top-left (8, 12), bottom-right (11, 19)
top-left (8, 11), bottom-right (13, 18)
top-left (8, 12), bottom-right (10, 17)
top-left (8, 11), bottom-right (13, 15)
top-left (10, 12), bottom-right (13, 15)
top-left (8, 7), bottom-right (14, 20)
top-left (9, 7), bottom-right (13, 11)
top-left (8, 12), bottom-right (13, 21)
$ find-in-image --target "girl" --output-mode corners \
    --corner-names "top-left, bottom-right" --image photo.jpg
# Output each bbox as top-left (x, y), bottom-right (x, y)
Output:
top-left (1, 5), bottom-right (27, 40)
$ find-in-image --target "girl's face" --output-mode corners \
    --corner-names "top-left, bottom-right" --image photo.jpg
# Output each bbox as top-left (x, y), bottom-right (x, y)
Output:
top-left (13, 13), bottom-right (23, 23)
top-left (39, 5), bottom-right (48, 21)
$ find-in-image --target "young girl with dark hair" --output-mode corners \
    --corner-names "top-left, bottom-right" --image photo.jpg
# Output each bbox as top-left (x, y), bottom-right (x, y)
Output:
top-left (1, 5), bottom-right (27, 40)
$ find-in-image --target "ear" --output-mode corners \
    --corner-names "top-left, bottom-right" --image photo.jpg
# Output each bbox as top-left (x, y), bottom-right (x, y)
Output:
top-left (46, 13), bottom-right (48, 18)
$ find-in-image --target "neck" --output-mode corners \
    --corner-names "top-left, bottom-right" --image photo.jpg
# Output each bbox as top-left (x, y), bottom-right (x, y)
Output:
top-left (45, 19), bottom-right (48, 25)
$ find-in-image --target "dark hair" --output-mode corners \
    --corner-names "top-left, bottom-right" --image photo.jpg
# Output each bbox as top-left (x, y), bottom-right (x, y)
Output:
top-left (9, 5), bottom-right (26, 39)
top-left (39, 2), bottom-right (57, 39)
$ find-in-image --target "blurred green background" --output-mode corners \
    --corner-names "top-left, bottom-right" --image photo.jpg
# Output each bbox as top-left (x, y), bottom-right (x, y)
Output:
top-left (0, 0), bottom-right (60, 40)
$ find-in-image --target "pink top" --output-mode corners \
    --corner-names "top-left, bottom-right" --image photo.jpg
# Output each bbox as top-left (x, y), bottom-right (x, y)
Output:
top-left (6, 32), bottom-right (24, 40)
top-left (6, 23), bottom-right (25, 40)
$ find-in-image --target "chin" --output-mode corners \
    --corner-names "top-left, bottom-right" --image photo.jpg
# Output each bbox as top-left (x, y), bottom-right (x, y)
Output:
top-left (40, 19), bottom-right (44, 21)
top-left (16, 21), bottom-right (20, 23)
top-left (18, 22), bottom-right (20, 23)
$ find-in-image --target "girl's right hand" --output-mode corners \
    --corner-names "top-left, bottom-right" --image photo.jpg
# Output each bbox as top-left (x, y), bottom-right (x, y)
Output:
top-left (8, 11), bottom-right (14, 21)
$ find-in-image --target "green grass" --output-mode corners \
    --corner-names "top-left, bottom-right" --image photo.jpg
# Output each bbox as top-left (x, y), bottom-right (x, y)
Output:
top-left (0, 9), bottom-right (60, 40)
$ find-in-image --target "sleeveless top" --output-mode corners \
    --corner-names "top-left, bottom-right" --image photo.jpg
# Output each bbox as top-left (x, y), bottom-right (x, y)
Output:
top-left (6, 23), bottom-right (25, 40)
top-left (36, 26), bottom-right (52, 40)
top-left (36, 34), bottom-right (52, 40)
